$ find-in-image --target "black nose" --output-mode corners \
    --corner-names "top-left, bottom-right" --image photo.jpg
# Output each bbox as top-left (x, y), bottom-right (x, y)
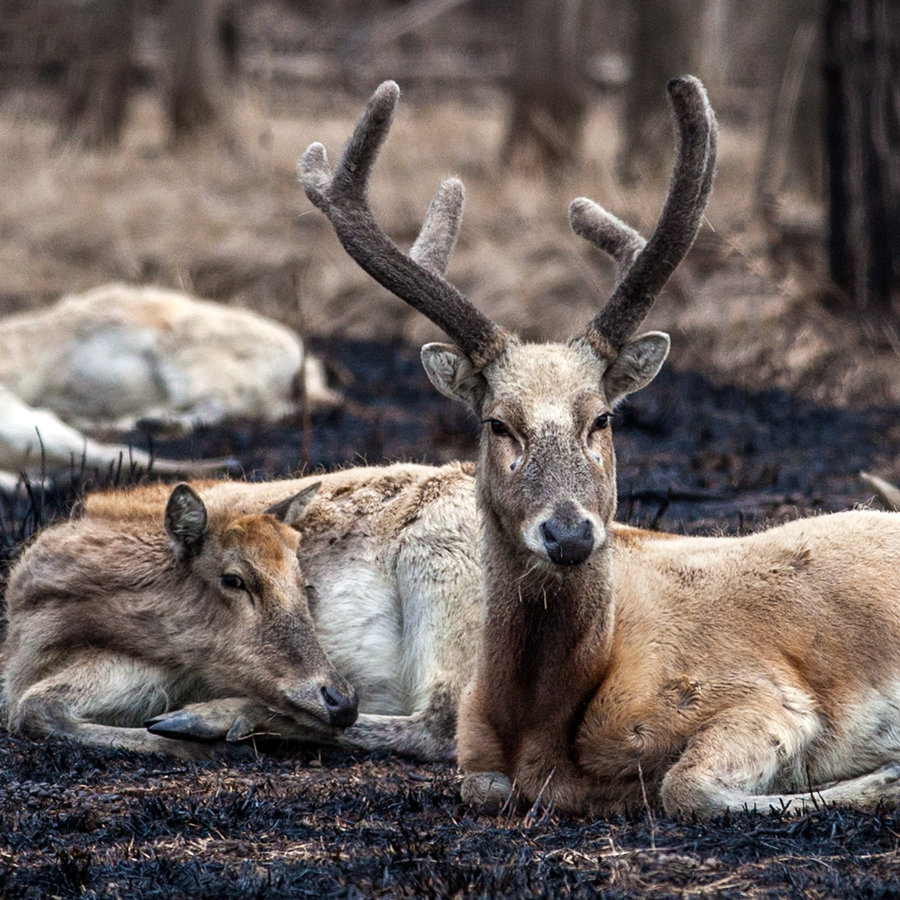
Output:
top-left (321, 684), bottom-right (359, 728)
top-left (540, 518), bottom-right (594, 566)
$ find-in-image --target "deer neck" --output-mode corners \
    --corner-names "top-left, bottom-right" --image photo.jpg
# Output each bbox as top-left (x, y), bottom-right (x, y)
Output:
top-left (479, 508), bottom-right (616, 740)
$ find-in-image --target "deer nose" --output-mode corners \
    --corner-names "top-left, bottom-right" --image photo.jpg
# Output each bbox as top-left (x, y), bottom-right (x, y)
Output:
top-left (321, 684), bottom-right (359, 728)
top-left (540, 517), bottom-right (595, 566)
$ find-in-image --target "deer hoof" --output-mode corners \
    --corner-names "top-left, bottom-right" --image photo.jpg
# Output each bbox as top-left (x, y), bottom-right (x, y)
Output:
top-left (146, 710), bottom-right (228, 742)
top-left (460, 771), bottom-right (513, 814)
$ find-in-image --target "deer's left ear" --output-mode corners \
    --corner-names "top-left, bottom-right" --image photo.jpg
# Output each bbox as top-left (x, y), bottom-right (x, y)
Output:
top-left (165, 483), bottom-right (208, 560)
top-left (421, 342), bottom-right (488, 412)
top-left (602, 331), bottom-right (670, 405)
top-left (265, 481), bottom-right (321, 528)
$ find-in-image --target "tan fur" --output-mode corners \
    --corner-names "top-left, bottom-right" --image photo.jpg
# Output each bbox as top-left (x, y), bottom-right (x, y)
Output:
top-left (2, 481), bottom-right (357, 757)
top-left (303, 80), bottom-right (900, 817)
top-left (11, 462), bottom-right (484, 761)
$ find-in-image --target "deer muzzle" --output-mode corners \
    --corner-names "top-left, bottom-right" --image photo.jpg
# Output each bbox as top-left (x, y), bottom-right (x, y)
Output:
top-left (525, 500), bottom-right (605, 567)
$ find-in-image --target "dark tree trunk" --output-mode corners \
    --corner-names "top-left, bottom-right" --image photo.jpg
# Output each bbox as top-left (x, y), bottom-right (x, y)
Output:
top-left (59, 0), bottom-right (135, 148)
top-left (824, 0), bottom-right (900, 323)
top-left (616, 0), bottom-right (698, 184)
top-left (502, 0), bottom-right (590, 170)
top-left (165, 0), bottom-right (235, 142)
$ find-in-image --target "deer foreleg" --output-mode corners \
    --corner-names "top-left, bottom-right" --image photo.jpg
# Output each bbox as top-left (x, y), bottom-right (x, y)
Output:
top-left (9, 663), bottom-right (220, 759)
top-left (148, 686), bottom-right (459, 761)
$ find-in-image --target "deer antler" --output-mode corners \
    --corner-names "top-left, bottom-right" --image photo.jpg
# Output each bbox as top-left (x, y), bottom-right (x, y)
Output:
top-left (572, 76), bottom-right (717, 356)
top-left (299, 81), bottom-right (508, 370)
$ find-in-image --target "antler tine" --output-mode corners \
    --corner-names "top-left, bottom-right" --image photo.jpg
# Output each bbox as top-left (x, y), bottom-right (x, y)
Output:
top-left (581, 76), bottom-right (718, 356)
top-left (569, 198), bottom-right (647, 278)
top-left (299, 81), bottom-right (508, 370)
top-left (410, 177), bottom-right (465, 276)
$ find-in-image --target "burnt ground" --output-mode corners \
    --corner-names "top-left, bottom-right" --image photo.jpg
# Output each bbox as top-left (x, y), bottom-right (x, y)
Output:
top-left (1, 338), bottom-right (899, 898)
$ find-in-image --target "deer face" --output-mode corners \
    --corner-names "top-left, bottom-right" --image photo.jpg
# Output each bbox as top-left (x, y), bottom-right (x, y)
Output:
top-left (165, 484), bottom-right (359, 729)
top-left (422, 333), bottom-right (669, 567)
top-left (300, 76), bottom-right (713, 566)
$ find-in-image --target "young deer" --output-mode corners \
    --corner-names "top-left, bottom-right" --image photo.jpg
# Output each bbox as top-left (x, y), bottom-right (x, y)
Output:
top-left (50, 462), bottom-right (484, 761)
top-left (2, 480), bottom-right (359, 757)
top-left (299, 79), bottom-right (900, 818)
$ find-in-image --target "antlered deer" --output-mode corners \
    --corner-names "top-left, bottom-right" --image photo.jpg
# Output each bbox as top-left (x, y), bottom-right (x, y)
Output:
top-left (5, 462), bottom-right (483, 761)
top-left (299, 79), bottom-right (900, 817)
top-left (2, 479), bottom-right (359, 757)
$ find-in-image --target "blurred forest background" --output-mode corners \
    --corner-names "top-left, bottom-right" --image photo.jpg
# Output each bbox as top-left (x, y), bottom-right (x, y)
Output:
top-left (0, 0), bottom-right (897, 410)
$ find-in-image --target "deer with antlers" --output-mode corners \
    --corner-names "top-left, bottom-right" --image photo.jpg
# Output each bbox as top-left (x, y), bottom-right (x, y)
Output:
top-left (299, 79), bottom-right (900, 818)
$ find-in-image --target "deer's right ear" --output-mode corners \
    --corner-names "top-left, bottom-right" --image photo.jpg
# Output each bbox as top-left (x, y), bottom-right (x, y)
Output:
top-left (165, 483), bottom-right (208, 560)
top-left (421, 342), bottom-right (487, 412)
top-left (265, 481), bottom-right (322, 528)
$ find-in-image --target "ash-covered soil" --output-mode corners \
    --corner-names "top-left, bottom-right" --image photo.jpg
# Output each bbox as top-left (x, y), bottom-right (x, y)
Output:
top-left (1, 338), bottom-right (898, 898)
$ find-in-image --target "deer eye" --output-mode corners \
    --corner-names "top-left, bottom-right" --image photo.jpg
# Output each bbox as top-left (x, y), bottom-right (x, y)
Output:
top-left (220, 573), bottom-right (247, 592)
top-left (485, 419), bottom-right (513, 439)
top-left (590, 413), bottom-right (611, 434)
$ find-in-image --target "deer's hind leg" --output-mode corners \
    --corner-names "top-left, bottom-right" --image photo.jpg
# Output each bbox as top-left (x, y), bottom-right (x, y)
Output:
top-left (8, 654), bottom-right (217, 759)
top-left (660, 702), bottom-right (900, 818)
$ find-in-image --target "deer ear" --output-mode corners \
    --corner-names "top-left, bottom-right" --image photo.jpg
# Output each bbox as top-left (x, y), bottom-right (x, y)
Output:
top-left (602, 331), bottom-right (670, 405)
top-left (165, 483), bottom-right (208, 559)
top-left (421, 342), bottom-right (487, 412)
top-left (265, 482), bottom-right (322, 528)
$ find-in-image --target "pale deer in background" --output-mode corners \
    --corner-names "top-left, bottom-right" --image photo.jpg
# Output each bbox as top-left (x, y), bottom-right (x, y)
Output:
top-left (299, 79), bottom-right (900, 818)
top-left (8, 462), bottom-right (483, 762)
top-left (2, 480), bottom-right (359, 757)
top-left (0, 282), bottom-right (337, 435)
top-left (0, 384), bottom-right (231, 492)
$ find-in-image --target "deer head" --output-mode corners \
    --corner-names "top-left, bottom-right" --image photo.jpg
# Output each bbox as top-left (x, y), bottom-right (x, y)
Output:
top-left (301, 79), bottom-right (716, 569)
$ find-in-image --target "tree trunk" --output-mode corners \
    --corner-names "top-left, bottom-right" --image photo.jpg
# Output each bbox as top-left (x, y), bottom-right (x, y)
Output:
top-left (824, 0), bottom-right (900, 324)
top-left (755, 0), bottom-right (825, 210)
top-left (165, 0), bottom-right (234, 142)
top-left (59, 0), bottom-right (135, 148)
top-left (616, 0), bottom-right (698, 184)
top-left (502, 0), bottom-right (590, 171)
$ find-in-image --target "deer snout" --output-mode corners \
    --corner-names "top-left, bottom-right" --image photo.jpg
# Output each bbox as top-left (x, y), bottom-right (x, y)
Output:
top-left (540, 517), bottom-right (595, 565)
top-left (321, 683), bottom-right (359, 728)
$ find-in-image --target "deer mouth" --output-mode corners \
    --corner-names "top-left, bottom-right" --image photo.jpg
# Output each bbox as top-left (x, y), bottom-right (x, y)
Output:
top-left (277, 680), bottom-right (359, 729)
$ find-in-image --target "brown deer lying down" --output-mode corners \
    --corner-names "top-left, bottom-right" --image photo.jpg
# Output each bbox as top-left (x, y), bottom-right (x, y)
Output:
top-left (2, 480), bottom-right (359, 758)
top-left (4, 462), bottom-right (483, 761)
top-left (298, 79), bottom-right (900, 818)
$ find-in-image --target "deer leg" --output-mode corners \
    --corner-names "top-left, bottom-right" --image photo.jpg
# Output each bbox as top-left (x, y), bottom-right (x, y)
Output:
top-left (146, 696), bottom-right (335, 743)
top-left (150, 685), bottom-right (459, 761)
top-left (8, 660), bottom-right (222, 759)
top-left (660, 707), bottom-right (900, 818)
top-left (330, 683), bottom-right (457, 761)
